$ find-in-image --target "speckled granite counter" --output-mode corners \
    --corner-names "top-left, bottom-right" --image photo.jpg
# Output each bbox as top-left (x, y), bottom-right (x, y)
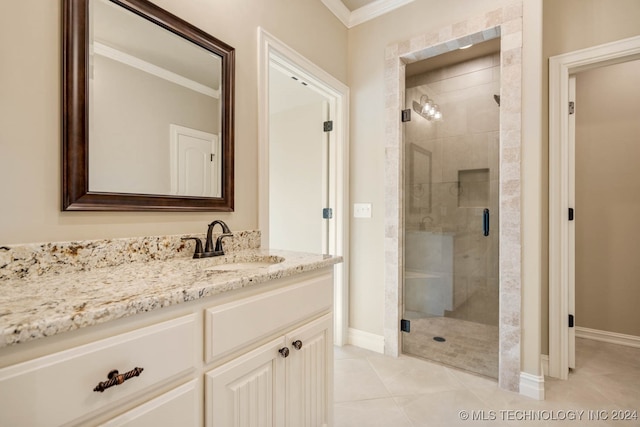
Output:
top-left (0, 232), bottom-right (341, 349)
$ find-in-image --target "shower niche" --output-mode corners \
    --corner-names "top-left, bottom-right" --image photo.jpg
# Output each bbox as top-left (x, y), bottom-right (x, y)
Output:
top-left (458, 168), bottom-right (489, 208)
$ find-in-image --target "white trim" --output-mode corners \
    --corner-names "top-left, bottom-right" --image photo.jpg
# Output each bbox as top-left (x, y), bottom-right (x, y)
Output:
top-left (519, 372), bottom-right (545, 400)
top-left (93, 42), bottom-right (219, 98)
top-left (321, 0), bottom-right (414, 28)
top-left (521, 0), bottom-right (544, 388)
top-left (568, 75), bottom-right (576, 370)
top-left (349, 0), bottom-right (414, 28)
top-left (576, 327), bottom-right (640, 349)
top-left (257, 28), bottom-right (350, 347)
top-left (347, 328), bottom-right (385, 354)
top-left (320, 0), bottom-right (351, 27)
top-left (548, 35), bottom-right (640, 380)
top-left (541, 354), bottom-right (549, 376)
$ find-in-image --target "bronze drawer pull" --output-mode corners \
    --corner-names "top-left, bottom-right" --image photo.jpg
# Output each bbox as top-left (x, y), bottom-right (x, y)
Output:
top-left (93, 367), bottom-right (144, 392)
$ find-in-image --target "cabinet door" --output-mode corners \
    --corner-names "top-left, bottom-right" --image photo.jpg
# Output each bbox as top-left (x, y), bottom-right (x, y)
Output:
top-left (285, 314), bottom-right (333, 427)
top-left (205, 338), bottom-right (286, 427)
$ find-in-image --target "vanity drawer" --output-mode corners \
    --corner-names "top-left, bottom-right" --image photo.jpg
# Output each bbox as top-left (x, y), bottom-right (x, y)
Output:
top-left (204, 270), bottom-right (333, 363)
top-left (0, 314), bottom-right (196, 427)
top-left (101, 379), bottom-right (200, 427)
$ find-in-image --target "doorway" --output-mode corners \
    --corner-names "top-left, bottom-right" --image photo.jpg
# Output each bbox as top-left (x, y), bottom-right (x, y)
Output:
top-left (257, 28), bottom-right (350, 346)
top-left (574, 60), bottom-right (640, 348)
top-left (268, 63), bottom-right (330, 254)
top-left (384, 4), bottom-right (525, 392)
top-left (401, 40), bottom-right (501, 379)
top-left (548, 35), bottom-right (640, 380)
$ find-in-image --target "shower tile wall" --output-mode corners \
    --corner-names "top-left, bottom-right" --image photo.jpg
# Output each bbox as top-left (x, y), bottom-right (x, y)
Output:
top-left (405, 52), bottom-right (500, 328)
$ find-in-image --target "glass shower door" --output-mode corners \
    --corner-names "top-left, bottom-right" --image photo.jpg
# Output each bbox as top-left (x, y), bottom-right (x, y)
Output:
top-left (402, 46), bottom-right (500, 379)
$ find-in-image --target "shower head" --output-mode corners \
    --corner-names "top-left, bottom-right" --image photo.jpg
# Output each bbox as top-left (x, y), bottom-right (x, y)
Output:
top-left (493, 94), bottom-right (500, 106)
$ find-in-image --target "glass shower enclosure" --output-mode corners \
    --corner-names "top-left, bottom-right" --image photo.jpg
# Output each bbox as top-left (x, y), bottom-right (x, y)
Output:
top-left (402, 42), bottom-right (500, 379)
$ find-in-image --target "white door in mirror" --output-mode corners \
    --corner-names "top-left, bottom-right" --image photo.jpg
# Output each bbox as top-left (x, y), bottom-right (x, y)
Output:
top-left (170, 124), bottom-right (221, 197)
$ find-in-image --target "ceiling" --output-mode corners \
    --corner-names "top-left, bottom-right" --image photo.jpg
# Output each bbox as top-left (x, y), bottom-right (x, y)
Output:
top-left (321, 0), bottom-right (414, 28)
top-left (340, 0), bottom-right (378, 11)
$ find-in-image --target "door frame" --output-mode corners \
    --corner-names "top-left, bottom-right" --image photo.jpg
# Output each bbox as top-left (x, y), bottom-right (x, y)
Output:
top-left (548, 35), bottom-right (640, 380)
top-left (257, 28), bottom-right (350, 346)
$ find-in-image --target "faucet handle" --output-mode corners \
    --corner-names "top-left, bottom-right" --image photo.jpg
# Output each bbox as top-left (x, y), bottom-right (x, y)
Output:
top-left (181, 237), bottom-right (204, 258)
top-left (214, 233), bottom-right (233, 253)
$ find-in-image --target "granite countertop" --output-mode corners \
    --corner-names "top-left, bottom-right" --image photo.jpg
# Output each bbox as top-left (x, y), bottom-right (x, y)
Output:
top-left (0, 248), bottom-right (341, 349)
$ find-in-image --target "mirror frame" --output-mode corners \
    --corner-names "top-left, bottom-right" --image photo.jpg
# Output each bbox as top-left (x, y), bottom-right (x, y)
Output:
top-left (62, 0), bottom-right (235, 211)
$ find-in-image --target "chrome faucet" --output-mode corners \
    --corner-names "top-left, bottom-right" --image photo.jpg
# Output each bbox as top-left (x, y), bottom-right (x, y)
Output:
top-left (182, 220), bottom-right (233, 259)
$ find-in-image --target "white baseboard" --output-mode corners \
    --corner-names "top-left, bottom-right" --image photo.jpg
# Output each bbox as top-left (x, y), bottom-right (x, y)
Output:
top-left (347, 328), bottom-right (385, 354)
top-left (576, 327), bottom-right (640, 348)
top-left (519, 371), bottom-right (545, 400)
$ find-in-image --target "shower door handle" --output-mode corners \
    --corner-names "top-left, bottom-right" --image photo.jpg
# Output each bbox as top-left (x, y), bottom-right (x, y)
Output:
top-left (483, 209), bottom-right (490, 237)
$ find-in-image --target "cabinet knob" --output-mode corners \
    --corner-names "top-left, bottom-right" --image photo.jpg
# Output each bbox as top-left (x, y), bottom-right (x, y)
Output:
top-left (93, 367), bottom-right (144, 392)
top-left (279, 347), bottom-right (290, 358)
top-left (292, 340), bottom-right (303, 350)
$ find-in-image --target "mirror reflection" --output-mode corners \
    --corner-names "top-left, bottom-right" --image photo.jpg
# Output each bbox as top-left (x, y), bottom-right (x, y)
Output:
top-left (89, 0), bottom-right (222, 197)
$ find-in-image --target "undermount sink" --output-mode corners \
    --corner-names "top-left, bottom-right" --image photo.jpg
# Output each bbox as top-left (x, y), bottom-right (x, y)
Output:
top-left (202, 256), bottom-right (284, 272)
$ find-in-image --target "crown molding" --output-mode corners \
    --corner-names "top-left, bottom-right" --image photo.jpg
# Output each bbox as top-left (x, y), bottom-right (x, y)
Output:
top-left (93, 42), bottom-right (219, 98)
top-left (321, 0), bottom-right (414, 28)
top-left (321, 0), bottom-right (351, 27)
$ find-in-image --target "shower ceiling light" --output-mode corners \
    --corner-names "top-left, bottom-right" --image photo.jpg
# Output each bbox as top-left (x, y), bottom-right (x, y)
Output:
top-left (412, 94), bottom-right (443, 121)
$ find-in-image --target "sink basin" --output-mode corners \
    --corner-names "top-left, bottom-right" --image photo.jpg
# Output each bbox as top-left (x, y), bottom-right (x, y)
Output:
top-left (202, 255), bottom-right (284, 272)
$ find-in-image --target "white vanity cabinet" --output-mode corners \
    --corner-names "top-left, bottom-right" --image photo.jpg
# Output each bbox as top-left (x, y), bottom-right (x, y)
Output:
top-left (205, 314), bottom-right (332, 427)
top-left (0, 267), bottom-right (334, 427)
top-left (285, 314), bottom-right (332, 426)
top-left (204, 270), bottom-right (333, 427)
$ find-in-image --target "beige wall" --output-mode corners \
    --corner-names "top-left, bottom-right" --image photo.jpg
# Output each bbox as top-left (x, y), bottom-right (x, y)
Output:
top-left (347, 0), bottom-right (515, 336)
top-left (541, 0), bottom-right (640, 354)
top-left (575, 60), bottom-right (640, 337)
top-left (0, 0), bottom-right (346, 245)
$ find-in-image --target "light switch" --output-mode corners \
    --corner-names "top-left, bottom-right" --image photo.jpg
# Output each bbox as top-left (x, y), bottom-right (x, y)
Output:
top-left (354, 203), bottom-right (372, 218)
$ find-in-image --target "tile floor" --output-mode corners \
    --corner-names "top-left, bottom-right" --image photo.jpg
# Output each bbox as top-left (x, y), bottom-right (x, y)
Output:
top-left (334, 338), bottom-right (640, 426)
top-left (402, 316), bottom-right (499, 379)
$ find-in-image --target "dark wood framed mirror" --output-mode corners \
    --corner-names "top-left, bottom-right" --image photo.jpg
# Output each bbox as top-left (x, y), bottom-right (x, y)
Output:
top-left (63, 0), bottom-right (234, 211)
